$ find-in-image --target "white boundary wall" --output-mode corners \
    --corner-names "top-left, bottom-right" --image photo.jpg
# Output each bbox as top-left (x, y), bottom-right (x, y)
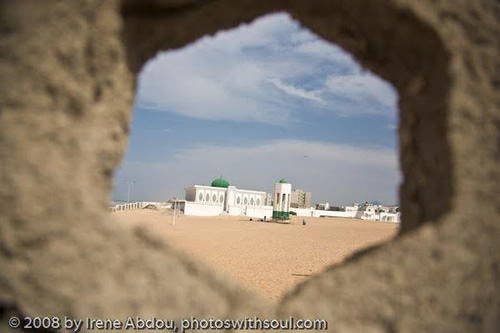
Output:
top-left (109, 201), bottom-right (161, 212)
top-left (377, 212), bottom-right (401, 223)
top-left (245, 206), bottom-right (273, 219)
top-left (293, 208), bottom-right (358, 218)
top-left (184, 201), bottom-right (224, 216)
top-left (184, 201), bottom-right (273, 218)
top-left (293, 208), bottom-right (400, 222)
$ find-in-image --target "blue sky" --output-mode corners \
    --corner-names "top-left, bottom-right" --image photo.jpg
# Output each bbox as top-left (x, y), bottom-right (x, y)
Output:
top-left (113, 13), bottom-right (400, 206)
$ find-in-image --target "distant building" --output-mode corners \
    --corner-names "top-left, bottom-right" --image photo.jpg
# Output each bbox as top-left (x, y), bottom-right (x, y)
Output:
top-left (183, 176), bottom-right (270, 218)
top-left (292, 201), bottom-right (400, 223)
top-left (354, 202), bottom-right (400, 223)
top-left (316, 202), bottom-right (330, 210)
top-left (343, 203), bottom-right (360, 213)
top-left (182, 177), bottom-right (293, 219)
top-left (290, 188), bottom-right (312, 208)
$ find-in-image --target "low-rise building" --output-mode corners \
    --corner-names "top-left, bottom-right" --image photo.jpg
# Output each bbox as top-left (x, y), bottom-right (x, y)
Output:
top-left (316, 202), bottom-right (330, 210)
top-left (183, 177), bottom-right (271, 218)
top-left (293, 201), bottom-right (400, 222)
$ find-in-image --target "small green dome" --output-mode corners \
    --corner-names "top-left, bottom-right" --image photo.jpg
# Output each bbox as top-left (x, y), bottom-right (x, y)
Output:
top-left (211, 176), bottom-right (230, 188)
top-left (279, 178), bottom-right (288, 184)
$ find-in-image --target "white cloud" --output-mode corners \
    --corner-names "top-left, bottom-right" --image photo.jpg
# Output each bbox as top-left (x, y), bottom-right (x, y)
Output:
top-left (136, 12), bottom-right (398, 124)
top-left (136, 13), bottom-right (309, 124)
top-left (114, 140), bottom-right (400, 205)
top-left (267, 78), bottom-right (324, 103)
top-left (212, 12), bottom-right (294, 49)
top-left (326, 73), bottom-right (398, 111)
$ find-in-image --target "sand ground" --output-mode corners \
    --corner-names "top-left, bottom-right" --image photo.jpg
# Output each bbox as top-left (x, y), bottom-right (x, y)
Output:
top-left (113, 210), bottom-right (398, 301)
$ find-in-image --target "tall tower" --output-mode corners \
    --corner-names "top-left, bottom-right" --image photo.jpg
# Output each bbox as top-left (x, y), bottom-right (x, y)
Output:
top-left (273, 178), bottom-right (292, 220)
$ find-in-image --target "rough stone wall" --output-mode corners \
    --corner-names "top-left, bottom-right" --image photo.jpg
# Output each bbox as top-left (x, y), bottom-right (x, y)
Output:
top-left (1, 0), bottom-right (499, 332)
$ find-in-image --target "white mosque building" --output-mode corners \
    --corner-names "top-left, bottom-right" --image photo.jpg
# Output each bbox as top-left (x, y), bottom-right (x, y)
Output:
top-left (182, 177), bottom-right (289, 219)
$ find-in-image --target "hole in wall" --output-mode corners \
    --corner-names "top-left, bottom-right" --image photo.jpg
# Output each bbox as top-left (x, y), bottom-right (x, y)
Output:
top-left (114, 12), bottom-right (402, 301)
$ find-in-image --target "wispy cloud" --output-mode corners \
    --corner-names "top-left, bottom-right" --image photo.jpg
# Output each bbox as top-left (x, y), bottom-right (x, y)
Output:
top-left (267, 78), bottom-right (324, 103)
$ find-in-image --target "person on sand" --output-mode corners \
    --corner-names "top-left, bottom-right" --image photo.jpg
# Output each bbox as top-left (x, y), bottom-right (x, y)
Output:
top-left (302, 219), bottom-right (306, 225)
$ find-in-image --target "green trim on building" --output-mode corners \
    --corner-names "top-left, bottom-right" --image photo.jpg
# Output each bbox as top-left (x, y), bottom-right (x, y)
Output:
top-left (279, 178), bottom-right (288, 184)
top-left (272, 211), bottom-right (290, 220)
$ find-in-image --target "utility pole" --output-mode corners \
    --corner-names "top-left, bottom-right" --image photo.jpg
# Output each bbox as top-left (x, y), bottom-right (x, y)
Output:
top-left (126, 181), bottom-right (136, 203)
top-left (173, 196), bottom-right (177, 226)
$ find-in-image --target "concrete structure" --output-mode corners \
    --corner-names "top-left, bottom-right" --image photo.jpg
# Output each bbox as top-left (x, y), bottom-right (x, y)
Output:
top-left (183, 177), bottom-right (272, 218)
top-left (290, 188), bottom-right (312, 208)
top-left (315, 202), bottom-right (330, 210)
top-left (273, 179), bottom-right (292, 220)
top-left (295, 202), bottom-right (400, 222)
top-left (343, 203), bottom-right (360, 214)
top-left (1, 1), bottom-right (499, 332)
top-left (109, 201), bottom-right (162, 212)
top-left (354, 202), bottom-right (401, 222)
top-left (354, 202), bottom-right (379, 220)
top-left (294, 204), bottom-right (400, 222)
top-left (378, 212), bottom-right (400, 223)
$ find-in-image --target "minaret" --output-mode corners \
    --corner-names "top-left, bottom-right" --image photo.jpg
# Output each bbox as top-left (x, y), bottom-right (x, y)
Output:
top-left (273, 178), bottom-right (292, 220)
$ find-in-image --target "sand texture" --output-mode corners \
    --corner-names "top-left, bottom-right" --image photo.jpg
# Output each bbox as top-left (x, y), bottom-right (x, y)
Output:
top-left (113, 210), bottom-right (397, 301)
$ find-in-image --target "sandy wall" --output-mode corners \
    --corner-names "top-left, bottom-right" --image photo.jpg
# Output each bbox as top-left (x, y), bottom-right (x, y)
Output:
top-left (1, 0), bottom-right (499, 331)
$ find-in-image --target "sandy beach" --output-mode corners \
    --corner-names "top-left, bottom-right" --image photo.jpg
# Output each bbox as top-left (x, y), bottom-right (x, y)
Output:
top-left (113, 210), bottom-right (398, 301)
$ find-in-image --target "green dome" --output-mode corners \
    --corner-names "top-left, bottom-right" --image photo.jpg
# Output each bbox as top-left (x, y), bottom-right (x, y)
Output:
top-left (211, 176), bottom-right (230, 188)
top-left (279, 178), bottom-right (288, 184)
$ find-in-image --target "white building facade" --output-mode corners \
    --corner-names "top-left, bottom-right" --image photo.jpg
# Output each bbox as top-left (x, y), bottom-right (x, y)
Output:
top-left (183, 177), bottom-right (273, 218)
